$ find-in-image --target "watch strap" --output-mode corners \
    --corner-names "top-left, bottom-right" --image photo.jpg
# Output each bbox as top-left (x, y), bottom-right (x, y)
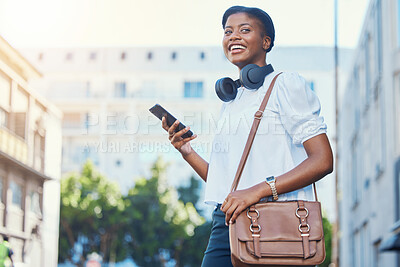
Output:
top-left (266, 176), bottom-right (278, 201)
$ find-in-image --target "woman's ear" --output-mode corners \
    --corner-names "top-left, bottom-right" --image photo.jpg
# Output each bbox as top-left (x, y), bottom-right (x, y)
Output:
top-left (263, 36), bottom-right (271, 51)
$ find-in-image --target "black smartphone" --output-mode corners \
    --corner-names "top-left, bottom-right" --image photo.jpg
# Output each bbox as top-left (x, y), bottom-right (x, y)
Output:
top-left (149, 104), bottom-right (194, 139)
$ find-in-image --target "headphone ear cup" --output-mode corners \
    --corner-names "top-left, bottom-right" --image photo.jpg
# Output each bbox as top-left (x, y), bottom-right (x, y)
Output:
top-left (215, 77), bottom-right (238, 102)
top-left (240, 64), bottom-right (264, 90)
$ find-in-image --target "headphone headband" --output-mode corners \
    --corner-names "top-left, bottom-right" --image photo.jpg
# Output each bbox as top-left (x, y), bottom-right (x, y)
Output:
top-left (215, 64), bottom-right (274, 102)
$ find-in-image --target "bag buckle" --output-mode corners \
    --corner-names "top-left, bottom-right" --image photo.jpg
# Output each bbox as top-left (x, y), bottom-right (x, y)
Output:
top-left (254, 110), bottom-right (264, 120)
top-left (247, 208), bottom-right (260, 219)
top-left (295, 207), bottom-right (309, 218)
top-left (299, 224), bottom-right (310, 234)
top-left (250, 224), bottom-right (261, 233)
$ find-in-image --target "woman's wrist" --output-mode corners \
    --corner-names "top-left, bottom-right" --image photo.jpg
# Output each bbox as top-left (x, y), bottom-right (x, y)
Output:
top-left (254, 181), bottom-right (271, 201)
top-left (181, 146), bottom-right (195, 159)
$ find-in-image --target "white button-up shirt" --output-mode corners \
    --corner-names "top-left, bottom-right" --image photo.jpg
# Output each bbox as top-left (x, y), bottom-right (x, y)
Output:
top-left (204, 71), bottom-right (327, 206)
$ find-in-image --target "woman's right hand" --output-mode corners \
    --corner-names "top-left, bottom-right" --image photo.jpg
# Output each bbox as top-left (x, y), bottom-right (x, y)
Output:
top-left (162, 116), bottom-right (197, 156)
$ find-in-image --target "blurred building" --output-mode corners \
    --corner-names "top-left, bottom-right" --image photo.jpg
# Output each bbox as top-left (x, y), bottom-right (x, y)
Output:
top-left (0, 36), bottom-right (62, 267)
top-left (20, 46), bottom-right (352, 221)
top-left (337, 0), bottom-right (400, 266)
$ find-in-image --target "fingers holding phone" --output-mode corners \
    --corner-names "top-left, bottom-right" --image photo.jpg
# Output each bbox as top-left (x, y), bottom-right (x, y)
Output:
top-left (162, 116), bottom-right (197, 155)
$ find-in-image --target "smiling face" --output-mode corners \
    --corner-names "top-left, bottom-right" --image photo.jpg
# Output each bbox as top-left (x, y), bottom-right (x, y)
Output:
top-left (223, 12), bottom-right (271, 70)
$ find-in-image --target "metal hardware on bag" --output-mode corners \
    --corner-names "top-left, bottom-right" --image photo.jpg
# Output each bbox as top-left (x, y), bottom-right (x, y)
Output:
top-left (254, 110), bottom-right (264, 120)
top-left (301, 233), bottom-right (310, 237)
top-left (295, 207), bottom-right (309, 218)
top-left (252, 234), bottom-right (260, 237)
top-left (247, 208), bottom-right (260, 219)
top-left (298, 223), bottom-right (310, 233)
top-left (250, 224), bottom-right (261, 233)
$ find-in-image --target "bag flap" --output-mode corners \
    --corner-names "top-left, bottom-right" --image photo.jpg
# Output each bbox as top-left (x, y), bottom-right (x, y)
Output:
top-left (235, 201), bottom-right (323, 242)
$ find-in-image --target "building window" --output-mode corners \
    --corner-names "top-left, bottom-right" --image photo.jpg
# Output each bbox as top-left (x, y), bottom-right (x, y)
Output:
top-left (0, 72), bottom-right (10, 109)
top-left (364, 34), bottom-right (372, 107)
top-left (121, 52), bottom-right (126, 60)
top-left (0, 178), bottom-right (3, 203)
top-left (184, 81), bottom-right (203, 98)
top-left (373, 240), bottom-right (381, 267)
top-left (373, 93), bottom-right (385, 178)
top-left (147, 52), bottom-right (153, 61)
top-left (89, 52), bottom-right (97, 61)
top-left (10, 181), bottom-right (22, 208)
top-left (30, 191), bottom-right (41, 215)
top-left (0, 108), bottom-right (7, 128)
top-left (171, 52), bottom-right (177, 60)
top-left (114, 82), bottom-right (127, 98)
top-left (359, 226), bottom-right (365, 267)
top-left (396, 76), bottom-right (400, 154)
top-left (66, 52), bottom-right (73, 61)
top-left (307, 81), bottom-right (315, 91)
top-left (200, 51), bottom-right (205, 60)
top-left (351, 135), bottom-right (359, 206)
top-left (353, 67), bottom-right (361, 131)
top-left (83, 113), bottom-right (99, 131)
top-left (351, 231), bottom-right (357, 267)
top-left (375, 0), bottom-right (382, 75)
top-left (34, 132), bottom-right (45, 171)
top-left (398, 0), bottom-right (400, 46)
top-left (395, 158), bottom-right (400, 222)
top-left (86, 82), bottom-right (91, 97)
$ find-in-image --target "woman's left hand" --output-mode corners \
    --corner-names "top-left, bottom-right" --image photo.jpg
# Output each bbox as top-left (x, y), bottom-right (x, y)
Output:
top-left (220, 184), bottom-right (265, 226)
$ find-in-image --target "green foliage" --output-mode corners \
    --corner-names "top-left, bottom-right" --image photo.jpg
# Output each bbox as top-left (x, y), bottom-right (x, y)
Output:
top-left (59, 160), bottom-right (127, 266)
top-left (59, 157), bottom-right (208, 267)
top-left (122, 158), bottom-right (204, 266)
top-left (177, 176), bottom-right (212, 266)
top-left (177, 176), bottom-right (201, 209)
top-left (320, 216), bottom-right (333, 267)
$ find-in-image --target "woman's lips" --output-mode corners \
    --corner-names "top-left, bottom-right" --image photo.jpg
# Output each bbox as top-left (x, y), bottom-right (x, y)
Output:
top-left (229, 44), bottom-right (246, 54)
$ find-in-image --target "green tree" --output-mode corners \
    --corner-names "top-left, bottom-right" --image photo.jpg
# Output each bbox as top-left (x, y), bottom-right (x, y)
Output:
top-left (177, 176), bottom-right (201, 209)
top-left (59, 158), bottom-right (208, 267)
top-left (320, 215), bottom-right (332, 267)
top-left (177, 175), bottom-right (212, 266)
top-left (58, 160), bottom-right (126, 266)
top-left (121, 158), bottom-right (205, 267)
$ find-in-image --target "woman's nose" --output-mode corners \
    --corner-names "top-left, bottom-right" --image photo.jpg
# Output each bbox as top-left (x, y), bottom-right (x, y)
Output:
top-left (229, 30), bottom-right (241, 41)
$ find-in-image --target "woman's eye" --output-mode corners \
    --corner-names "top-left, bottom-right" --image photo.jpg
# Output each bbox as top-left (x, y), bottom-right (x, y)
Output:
top-left (241, 28), bottom-right (250, 33)
top-left (224, 30), bottom-right (232, 35)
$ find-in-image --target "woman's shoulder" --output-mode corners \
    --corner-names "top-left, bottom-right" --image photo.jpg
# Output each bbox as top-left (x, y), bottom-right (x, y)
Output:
top-left (270, 71), bottom-right (321, 113)
top-left (275, 71), bottom-right (307, 88)
top-left (258, 71), bottom-right (313, 112)
top-left (272, 71), bottom-right (316, 100)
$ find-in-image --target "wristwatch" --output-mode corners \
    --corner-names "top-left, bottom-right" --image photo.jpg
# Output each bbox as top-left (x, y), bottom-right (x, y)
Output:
top-left (265, 176), bottom-right (278, 201)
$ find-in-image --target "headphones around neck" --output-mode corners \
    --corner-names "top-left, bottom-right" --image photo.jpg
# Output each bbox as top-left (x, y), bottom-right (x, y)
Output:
top-left (215, 64), bottom-right (274, 102)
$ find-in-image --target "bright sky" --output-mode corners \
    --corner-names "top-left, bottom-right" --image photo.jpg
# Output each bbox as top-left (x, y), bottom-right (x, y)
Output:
top-left (0, 0), bottom-right (369, 48)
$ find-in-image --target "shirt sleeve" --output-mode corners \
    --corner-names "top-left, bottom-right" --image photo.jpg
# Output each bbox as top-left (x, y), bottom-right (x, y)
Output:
top-left (275, 72), bottom-right (327, 145)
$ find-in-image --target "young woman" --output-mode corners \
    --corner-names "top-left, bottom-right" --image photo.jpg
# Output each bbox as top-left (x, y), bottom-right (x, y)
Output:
top-left (162, 6), bottom-right (333, 266)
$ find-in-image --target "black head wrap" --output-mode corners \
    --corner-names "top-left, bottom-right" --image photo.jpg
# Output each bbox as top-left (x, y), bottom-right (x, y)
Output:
top-left (222, 6), bottom-right (275, 53)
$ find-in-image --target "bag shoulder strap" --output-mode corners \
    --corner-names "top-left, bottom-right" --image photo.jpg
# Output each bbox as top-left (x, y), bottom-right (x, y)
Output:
top-left (229, 72), bottom-right (319, 201)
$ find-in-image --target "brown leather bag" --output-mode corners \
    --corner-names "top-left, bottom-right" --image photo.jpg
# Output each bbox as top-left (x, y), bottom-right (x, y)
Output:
top-left (229, 73), bottom-right (326, 266)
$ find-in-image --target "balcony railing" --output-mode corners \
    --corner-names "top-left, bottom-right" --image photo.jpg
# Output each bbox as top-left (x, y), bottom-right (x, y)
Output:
top-left (0, 126), bottom-right (28, 164)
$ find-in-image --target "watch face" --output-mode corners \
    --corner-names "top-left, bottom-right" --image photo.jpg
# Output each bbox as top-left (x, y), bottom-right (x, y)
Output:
top-left (266, 176), bottom-right (275, 183)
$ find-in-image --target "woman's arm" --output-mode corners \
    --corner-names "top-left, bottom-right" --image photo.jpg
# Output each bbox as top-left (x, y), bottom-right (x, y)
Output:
top-left (181, 149), bottom-right (209, 182)
top-left (162, 117), bottom-right (209, 182)
top-left (221, 133), bottom-right (333, 225)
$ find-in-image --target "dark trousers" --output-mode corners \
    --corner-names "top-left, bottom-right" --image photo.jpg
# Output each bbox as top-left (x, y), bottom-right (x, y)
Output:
top-left (201, 205), bottom-right (233, 267)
